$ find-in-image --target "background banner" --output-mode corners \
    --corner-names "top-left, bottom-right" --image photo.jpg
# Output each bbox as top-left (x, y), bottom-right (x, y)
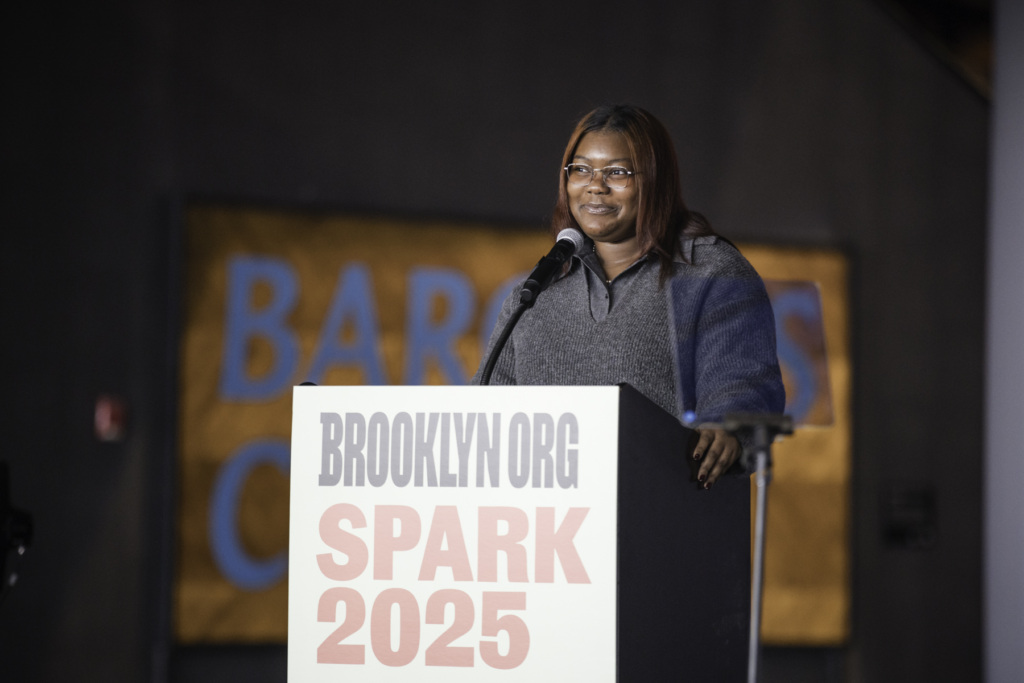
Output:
top-left (175, 204), bottom-right (850, 645)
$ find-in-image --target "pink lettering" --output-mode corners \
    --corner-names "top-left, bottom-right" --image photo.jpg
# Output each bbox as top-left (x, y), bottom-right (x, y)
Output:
top-left (419, 505), bottom-right (474, 581)
top-left (317, 503), bottom-right (369, 580)
top-left (535, 507), bottom-right (590, 584)
top-left (373, 505), bottom-right (422, 580)
top-left (477, 507), bottom-right (529, 582)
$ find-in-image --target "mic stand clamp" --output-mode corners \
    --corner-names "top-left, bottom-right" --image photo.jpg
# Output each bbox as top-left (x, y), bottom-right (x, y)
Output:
top-left (722, 413), bottom-right (793, 683)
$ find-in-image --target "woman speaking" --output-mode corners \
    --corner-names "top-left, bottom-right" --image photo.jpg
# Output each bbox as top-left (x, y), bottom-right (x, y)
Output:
top-left (475, 104), bottom-right (785, 488)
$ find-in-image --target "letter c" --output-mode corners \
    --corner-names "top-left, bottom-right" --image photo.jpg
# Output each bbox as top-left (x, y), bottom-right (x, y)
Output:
top-left (209, 439), bottom-right (290, 591)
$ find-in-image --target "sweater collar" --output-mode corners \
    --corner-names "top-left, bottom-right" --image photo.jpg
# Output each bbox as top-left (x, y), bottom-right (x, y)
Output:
top-left (576, 236), bottom-right (650, 281)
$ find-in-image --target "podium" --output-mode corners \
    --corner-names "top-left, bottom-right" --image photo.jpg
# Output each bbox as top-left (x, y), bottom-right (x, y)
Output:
top-left (288, 384), bottom-right (749, 682)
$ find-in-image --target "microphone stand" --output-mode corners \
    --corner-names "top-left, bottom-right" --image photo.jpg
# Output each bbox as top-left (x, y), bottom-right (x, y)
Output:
top-left (722, 413), bottom-right (793, 683)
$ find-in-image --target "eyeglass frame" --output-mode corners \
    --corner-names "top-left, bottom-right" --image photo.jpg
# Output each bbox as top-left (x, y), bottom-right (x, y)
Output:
top-left (563, 163), bottom-right (641, 188)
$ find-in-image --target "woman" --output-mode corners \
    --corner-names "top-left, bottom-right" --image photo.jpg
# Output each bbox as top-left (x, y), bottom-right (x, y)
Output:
top-left (475, 104), bottom-right (784, 487)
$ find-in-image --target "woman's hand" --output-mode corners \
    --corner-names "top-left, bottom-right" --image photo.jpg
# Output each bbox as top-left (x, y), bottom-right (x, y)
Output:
top-left (692, 428), bottom-right (742, 489)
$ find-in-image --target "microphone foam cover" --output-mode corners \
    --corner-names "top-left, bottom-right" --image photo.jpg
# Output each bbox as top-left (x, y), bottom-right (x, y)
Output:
top-left (556, 228), bottom-right (585, 254)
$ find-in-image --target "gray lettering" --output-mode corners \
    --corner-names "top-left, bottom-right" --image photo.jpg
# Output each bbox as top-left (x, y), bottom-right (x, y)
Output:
top-left (556, 413), bottom-right (579, 488)
top-left (343, 412), bottom-right (366, 486)
top-left (391, 412), bottom-right (414, 487)
top-left (532, 412), bottom-right (555, 488)
top-left (508, 412), bottom-right (530, 489)
top-left (414, 413), bottom-right (440, 486)
top-left (319, 412), bottom-right (343, 486)
top-left (366, 412), bottom-right (390, 487)
top-left (453, 413), bottom-right (476, 487)
top-left (476, 413), bottom-right (501, 487)
top-left (438, 413), bottom-right (457, 487)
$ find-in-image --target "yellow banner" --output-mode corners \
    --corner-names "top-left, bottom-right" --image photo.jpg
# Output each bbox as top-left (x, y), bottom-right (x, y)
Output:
top-left (175, 205), bottom-right (850, 645)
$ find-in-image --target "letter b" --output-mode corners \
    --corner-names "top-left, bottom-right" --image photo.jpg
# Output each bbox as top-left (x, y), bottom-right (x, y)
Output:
top-left (219, 257), bottom-right (300, 400)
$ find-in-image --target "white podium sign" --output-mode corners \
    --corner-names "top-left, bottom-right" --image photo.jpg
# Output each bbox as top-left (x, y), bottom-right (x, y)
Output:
top-left (288, 385), bottom-right (620, 682)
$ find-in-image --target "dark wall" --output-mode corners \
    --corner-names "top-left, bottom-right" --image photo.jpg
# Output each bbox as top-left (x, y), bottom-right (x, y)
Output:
top-left (0, 0), bottom-right (987, 681)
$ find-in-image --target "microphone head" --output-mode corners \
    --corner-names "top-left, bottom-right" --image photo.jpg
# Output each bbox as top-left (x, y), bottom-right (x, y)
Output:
top-left (556, 228), bottom-right (585, 254)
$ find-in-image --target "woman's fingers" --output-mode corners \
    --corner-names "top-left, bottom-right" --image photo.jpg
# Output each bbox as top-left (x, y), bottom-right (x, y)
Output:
top-left (691, 429), bottom-right (716, 462)
top-left (693, 428), bottom-right (741, 488)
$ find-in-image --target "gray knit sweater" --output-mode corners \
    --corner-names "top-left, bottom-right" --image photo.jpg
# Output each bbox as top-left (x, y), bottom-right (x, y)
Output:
top-left (474, 235), bottom-right (785, 423)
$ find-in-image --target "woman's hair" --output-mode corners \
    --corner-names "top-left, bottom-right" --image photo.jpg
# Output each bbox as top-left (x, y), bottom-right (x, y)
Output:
top-left (550, 104), bottom-right (715, 272)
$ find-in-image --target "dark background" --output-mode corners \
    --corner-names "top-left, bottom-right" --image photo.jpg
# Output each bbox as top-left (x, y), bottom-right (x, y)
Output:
top-left (0, 0), bottom-right (990, 681)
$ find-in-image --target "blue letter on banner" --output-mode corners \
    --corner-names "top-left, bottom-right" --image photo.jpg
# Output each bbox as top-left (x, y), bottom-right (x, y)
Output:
top-left (209, 439), bottom-right (290, 591)
top-left (772, 289), bottom-right (821, 424)
top-left (219, 256), bottom-right (300, 401)
top-left (404, 267), bottom-right (474, 385)
top-left (307, 263), bottom-right (387, 385)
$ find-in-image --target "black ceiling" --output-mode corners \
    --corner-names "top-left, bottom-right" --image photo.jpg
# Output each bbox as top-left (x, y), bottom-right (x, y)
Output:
top-left (885, 0), bottom-right (992, 96)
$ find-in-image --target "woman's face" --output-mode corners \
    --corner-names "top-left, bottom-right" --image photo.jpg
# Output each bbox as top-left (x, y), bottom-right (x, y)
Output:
top-left (567, 130), bottom-right (639, 245)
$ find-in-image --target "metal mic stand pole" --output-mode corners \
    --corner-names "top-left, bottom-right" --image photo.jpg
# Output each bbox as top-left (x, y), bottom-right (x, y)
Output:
top-left (748, 423), bottom-right (772, 683)
top-left (723, 414), bottom-right (793, 683)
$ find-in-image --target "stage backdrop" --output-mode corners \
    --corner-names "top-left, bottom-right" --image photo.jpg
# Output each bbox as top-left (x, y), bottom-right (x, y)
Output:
top-left (175, 204), bottom-right (850, 646)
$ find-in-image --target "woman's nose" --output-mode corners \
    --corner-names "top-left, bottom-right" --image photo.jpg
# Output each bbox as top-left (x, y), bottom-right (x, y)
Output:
top-left (585, 170), bottom-right (610, 192)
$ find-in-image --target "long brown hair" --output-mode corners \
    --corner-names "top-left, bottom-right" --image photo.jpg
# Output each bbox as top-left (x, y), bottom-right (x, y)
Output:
top-left (551, 104), bottom-right (714, 274)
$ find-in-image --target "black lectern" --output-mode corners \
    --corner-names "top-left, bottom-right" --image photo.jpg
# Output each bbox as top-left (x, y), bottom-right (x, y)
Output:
top-left (616, 383), bottom-right (749, 681)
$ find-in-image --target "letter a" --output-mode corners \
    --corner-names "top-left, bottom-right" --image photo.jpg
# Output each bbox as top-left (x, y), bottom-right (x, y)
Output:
top-left (308, 263), bottom-right (387, 385)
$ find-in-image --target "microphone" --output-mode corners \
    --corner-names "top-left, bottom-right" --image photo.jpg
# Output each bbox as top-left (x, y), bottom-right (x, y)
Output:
top-left (519, 228), bottom-right (585, 305)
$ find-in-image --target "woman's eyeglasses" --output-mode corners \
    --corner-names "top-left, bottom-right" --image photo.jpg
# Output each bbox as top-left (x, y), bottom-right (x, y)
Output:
top-left (564, 164), bottom-right (639, 189)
